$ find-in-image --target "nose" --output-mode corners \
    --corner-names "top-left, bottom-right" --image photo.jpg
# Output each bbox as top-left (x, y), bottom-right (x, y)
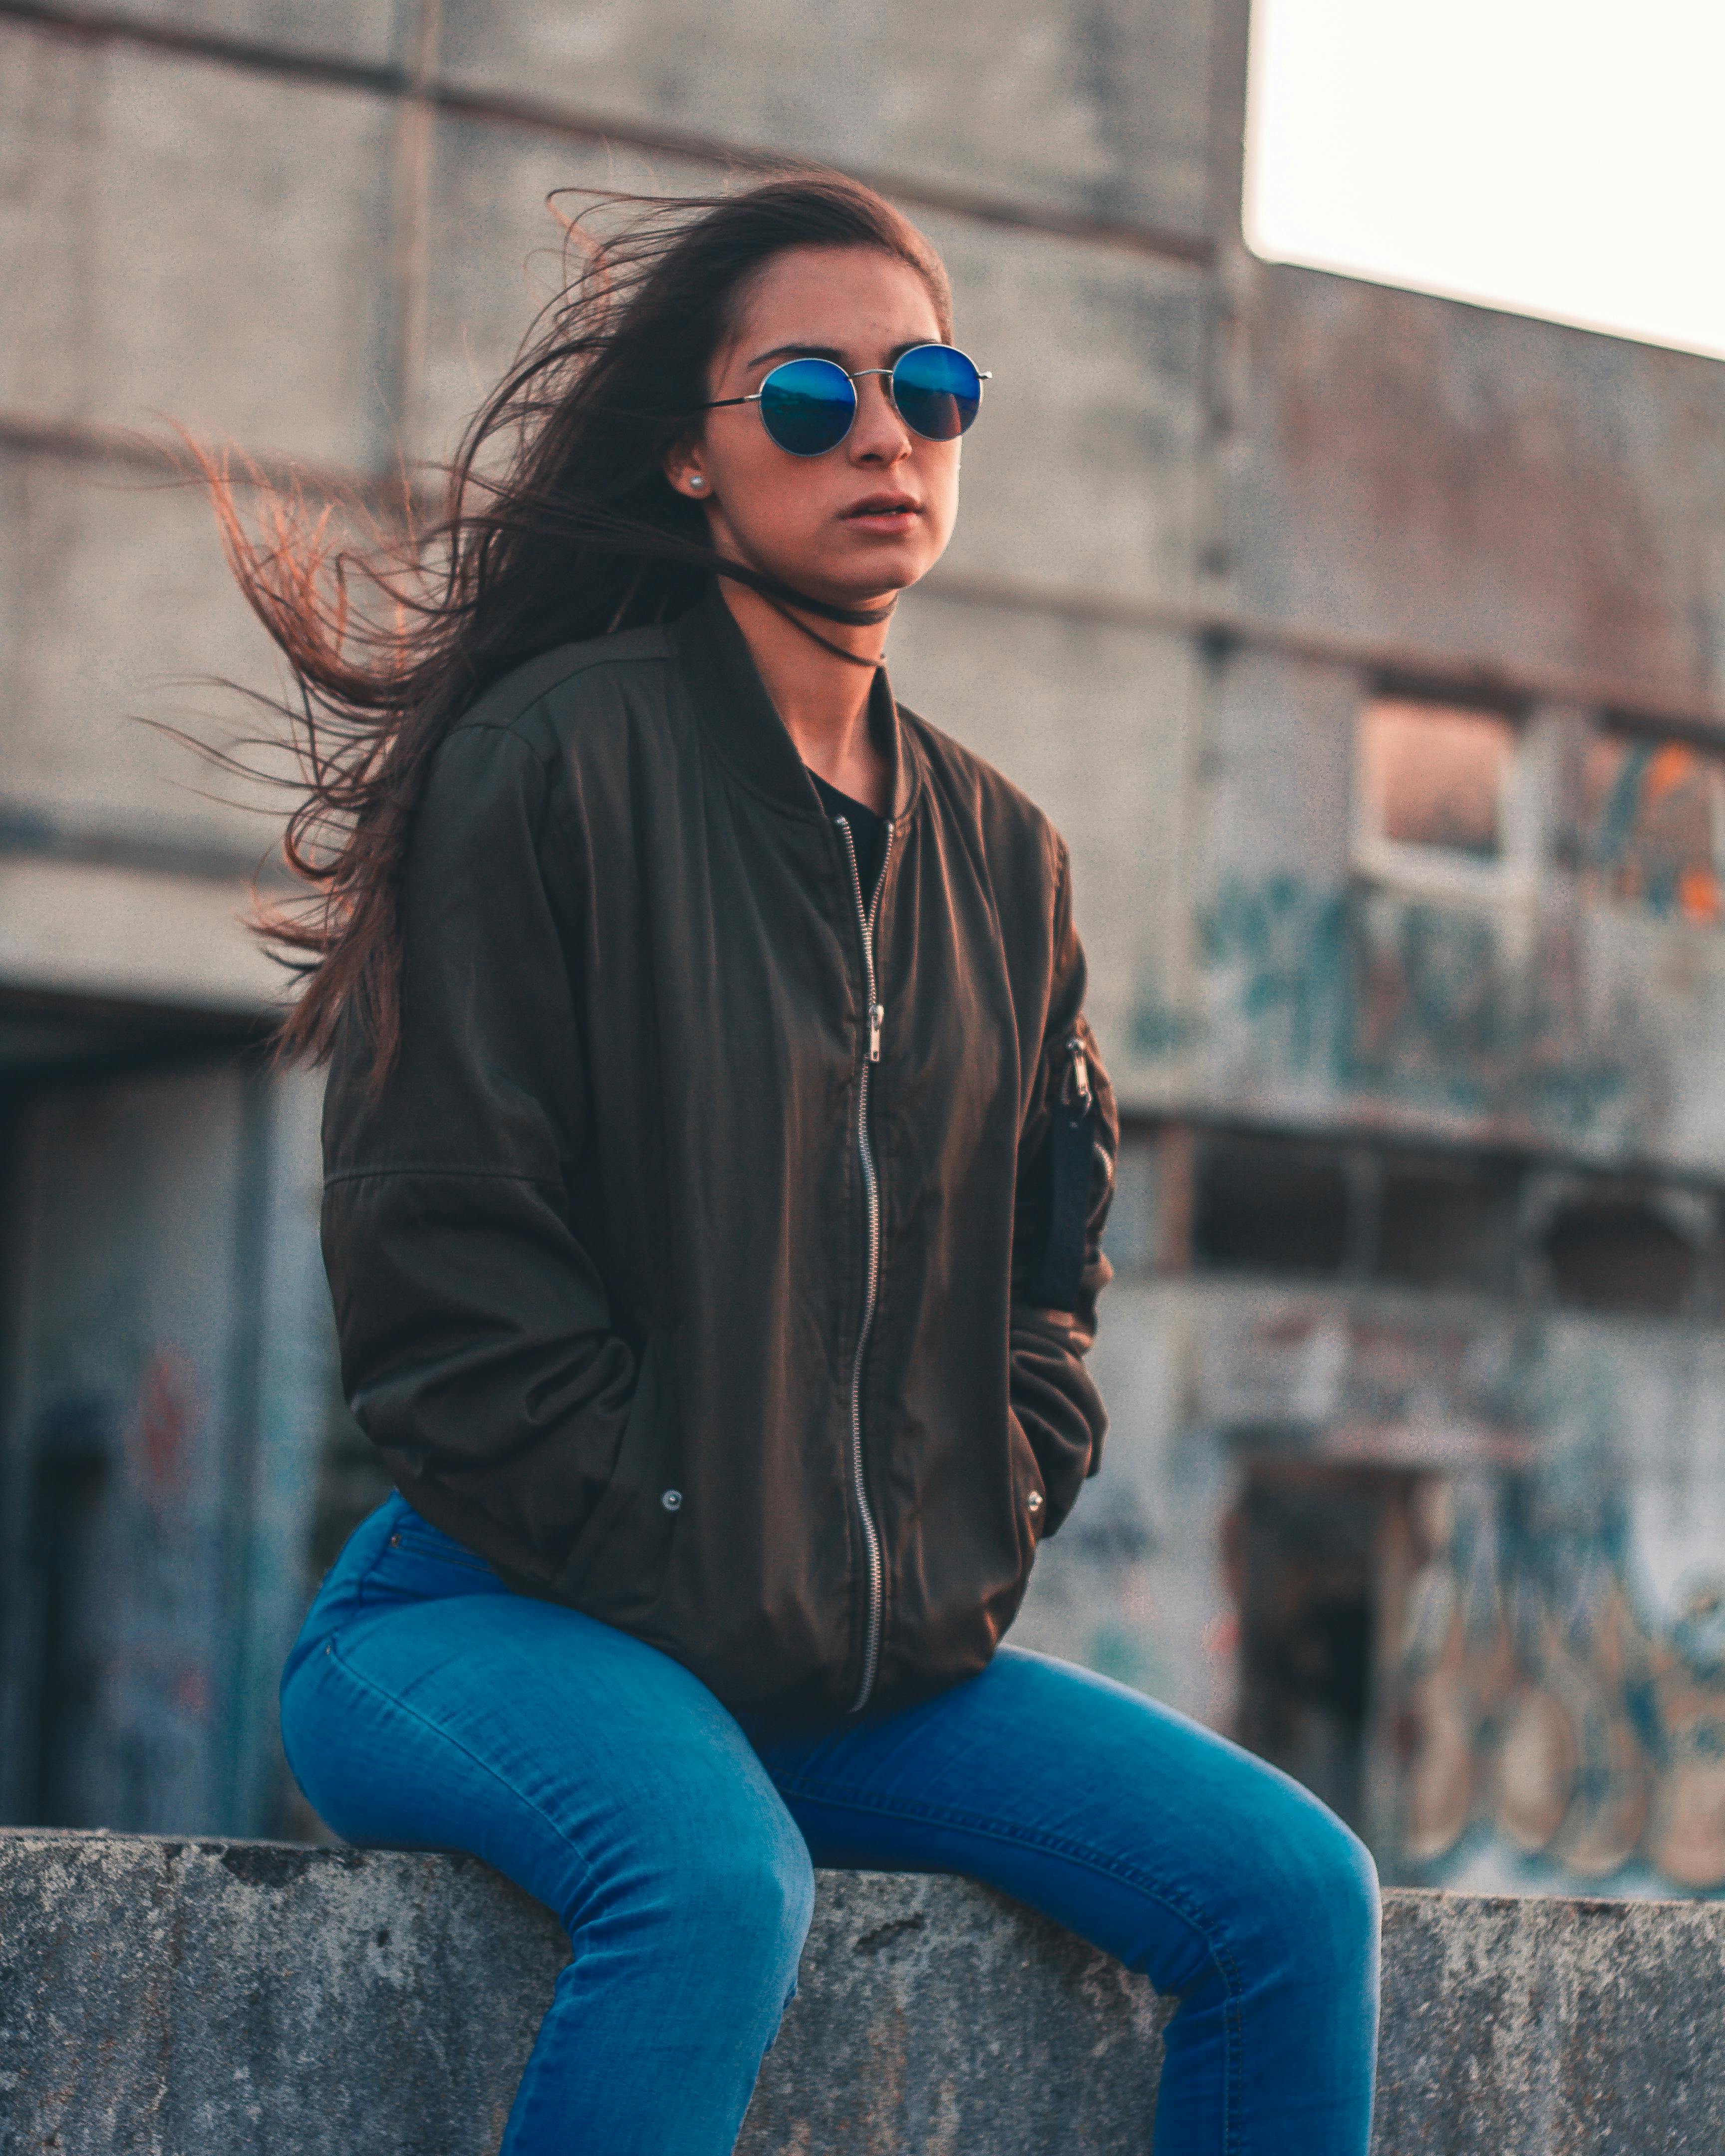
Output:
top-left (847, 371), bottom-right (912, 465)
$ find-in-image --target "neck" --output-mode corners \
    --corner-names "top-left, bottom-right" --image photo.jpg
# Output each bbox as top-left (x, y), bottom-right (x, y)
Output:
top-left (719, 580), bottom-right (894, 815)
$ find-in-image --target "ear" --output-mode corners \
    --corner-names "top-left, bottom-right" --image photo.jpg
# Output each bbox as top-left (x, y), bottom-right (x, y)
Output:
top-left (662, 437), bottom-right (711, 501)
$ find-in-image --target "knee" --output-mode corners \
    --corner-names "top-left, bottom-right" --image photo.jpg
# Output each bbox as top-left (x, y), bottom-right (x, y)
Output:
top-left (1311, 1812), bottom-right (1380, 1961)
top-left (612, 1803), bottom-right (815, 1995)
top-left (682, 1828), bottom-right (817, 1983)
top-left (1254, 1787), bottom-right (1380, 1979)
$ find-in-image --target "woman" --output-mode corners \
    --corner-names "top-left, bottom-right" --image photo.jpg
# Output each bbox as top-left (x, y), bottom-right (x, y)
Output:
top-left (237, 174), bottom-right (1378, 2152)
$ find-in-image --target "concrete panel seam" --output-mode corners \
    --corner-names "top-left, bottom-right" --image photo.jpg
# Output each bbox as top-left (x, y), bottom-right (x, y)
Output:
top-left (4, 413), bottom-right (1717, 733)
top-left (0, 0), bottom-right (1218, 270)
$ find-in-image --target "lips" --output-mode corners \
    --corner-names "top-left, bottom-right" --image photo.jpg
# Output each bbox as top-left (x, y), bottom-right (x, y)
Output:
top-left (843, 495), bottom-right (921, 521)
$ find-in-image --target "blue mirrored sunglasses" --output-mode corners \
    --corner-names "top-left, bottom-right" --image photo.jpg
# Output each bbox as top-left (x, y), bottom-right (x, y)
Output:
top-left (701, 344), bottom-right (990, 457)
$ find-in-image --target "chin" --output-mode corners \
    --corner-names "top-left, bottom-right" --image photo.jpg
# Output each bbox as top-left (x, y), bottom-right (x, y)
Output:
top-left (813, 540), bottom-right (939, 605)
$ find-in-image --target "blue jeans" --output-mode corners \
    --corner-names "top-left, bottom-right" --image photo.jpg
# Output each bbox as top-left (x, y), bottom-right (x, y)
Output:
top-left (281, 1493), bottom-right (1379, 2154)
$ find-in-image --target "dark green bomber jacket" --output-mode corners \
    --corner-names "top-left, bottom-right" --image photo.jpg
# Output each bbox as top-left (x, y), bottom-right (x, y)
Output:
top-left (321, 578), bottom-right (1118, 1722)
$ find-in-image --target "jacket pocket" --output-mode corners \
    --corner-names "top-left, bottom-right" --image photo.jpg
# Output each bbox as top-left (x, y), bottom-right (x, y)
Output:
top-left (1007, 1411), bottom-right (1049, 1571)
top-left (553, 1335), bottom-right (679, 1618)
top-left (1028, 1034), bottom-right (1103, 1311)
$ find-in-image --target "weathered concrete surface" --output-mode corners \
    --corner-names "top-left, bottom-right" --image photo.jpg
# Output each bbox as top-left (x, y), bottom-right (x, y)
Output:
top-left (0, 444), bottom-right (297, 856)
top-left (0, 1830), bottom-right (1166, 2154)
top-left (737, 1867), bottom-right (1166, 2156)
top-left (434, 0), bottom-right (1215, 239)
top-left (0, 25), bottom-right (397, 463)
top-left (7, 1832), bottom-right (1725, 2153)
top-left (86, 0), bottom-right (403, 66)
top-left (1230, 259), bottom-right (1725, 712)
top-left (1374, 1891), bottom-right (1725, 2154)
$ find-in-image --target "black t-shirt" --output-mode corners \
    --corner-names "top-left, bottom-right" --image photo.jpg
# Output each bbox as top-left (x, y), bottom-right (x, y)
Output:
top-left (808, 770), bottom-right (887, 908)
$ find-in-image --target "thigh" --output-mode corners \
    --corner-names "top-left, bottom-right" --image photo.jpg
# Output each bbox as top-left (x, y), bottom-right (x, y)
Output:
top-left (751, 1645), bottom-right (1372, 1994)
top-left (282, 1565), bottom-right (802, 1933)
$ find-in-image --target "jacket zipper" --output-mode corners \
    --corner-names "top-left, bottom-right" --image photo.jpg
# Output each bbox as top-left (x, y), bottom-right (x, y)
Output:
top-left (1062, 1034), bottom-right (1092, 1114)
top-left (836, 814), bottom-right (893, 1713)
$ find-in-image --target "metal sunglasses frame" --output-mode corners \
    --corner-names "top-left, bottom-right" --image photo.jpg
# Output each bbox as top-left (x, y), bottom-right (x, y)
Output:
top-left (699, 343), bottom-right (992, 454)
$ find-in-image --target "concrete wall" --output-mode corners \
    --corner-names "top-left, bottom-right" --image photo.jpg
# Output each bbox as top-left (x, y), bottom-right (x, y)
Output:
top-left (1229, 263), bottom-right (1725, 714)
top-left (5, 0), bottom-right (1725, 1920)
top-left (6, 4), bottom-right (1724, 1128)
top-left (8, 1829), bottom-right (1725, 2155)
top-left (0, 1063), bottom-right (326, 1839)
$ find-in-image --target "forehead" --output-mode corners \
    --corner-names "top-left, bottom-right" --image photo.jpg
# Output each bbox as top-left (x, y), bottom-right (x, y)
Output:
top-left (725, 246), bottom-right (947, 361)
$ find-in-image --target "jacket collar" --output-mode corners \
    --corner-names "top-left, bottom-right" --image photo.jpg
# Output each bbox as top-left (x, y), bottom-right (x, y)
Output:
top-left (671, 576), bottom-right (920, 824)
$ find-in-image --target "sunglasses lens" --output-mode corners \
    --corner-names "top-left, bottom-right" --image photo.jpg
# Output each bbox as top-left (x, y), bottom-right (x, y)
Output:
top-left (890, 345), bottom-right (983, 441)
top-left (758, 358), bottom-right (857, 455)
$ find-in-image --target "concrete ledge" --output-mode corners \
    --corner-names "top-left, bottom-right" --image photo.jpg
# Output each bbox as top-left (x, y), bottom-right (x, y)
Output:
top-left (1, 1830), bottom-right (1724, 2153)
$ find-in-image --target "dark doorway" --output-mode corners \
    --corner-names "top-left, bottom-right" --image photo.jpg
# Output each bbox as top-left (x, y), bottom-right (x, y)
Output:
top-left (1224, 1461), bottom-right (1416, 1835)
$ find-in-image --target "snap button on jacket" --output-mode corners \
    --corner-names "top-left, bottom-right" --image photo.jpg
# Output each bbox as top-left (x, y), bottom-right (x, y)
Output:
top-left (321, 582), bottom-right (1118, 1720)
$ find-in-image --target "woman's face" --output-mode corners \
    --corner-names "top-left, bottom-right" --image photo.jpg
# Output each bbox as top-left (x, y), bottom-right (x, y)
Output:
top-left (670, 245), bottom-right (963, 610)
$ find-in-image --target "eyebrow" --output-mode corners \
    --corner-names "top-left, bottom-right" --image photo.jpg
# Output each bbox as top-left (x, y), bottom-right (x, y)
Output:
top-left (743, 339), bottom-right (929, 370)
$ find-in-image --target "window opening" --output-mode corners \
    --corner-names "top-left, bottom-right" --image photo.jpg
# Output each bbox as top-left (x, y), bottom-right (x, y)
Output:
top-left (1377, 1154), bottom-right (1518, 1292)
top-left (1224, 1463), bottom-right (1415, 1835)
top-left (1170, 1125), bottom-right (1718, 1309)
top-left (1583, 734), bottom-right (1725, 925)
top-left (1358, 699), bottom-right (1518, 862)
top-left (1541, 1197), bottom-right (1698, 1316)
top-left (1193, 1133), bottom-right (1352, 1278)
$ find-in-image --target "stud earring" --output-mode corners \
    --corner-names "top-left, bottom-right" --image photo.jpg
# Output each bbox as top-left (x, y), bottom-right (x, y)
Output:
top-left (688, 475), bottom-right (706, 492)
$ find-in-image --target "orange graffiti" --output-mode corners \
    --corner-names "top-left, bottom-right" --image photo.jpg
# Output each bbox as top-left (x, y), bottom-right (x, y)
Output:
top-left (1644, 743), bottom-right (1698, 807)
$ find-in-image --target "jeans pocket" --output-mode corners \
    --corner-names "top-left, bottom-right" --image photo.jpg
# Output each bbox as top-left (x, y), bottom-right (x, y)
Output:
top-left (357, 1515), bottom-right (510, 1608)
top-left (388, 1526), bottom-right (497, 1574)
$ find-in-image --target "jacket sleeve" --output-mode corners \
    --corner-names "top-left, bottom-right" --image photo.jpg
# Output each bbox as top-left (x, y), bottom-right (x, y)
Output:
top-left (1008, 844), bottom-right (1119, 1536)
top-left (319, 719), bottom-right (639, 1591)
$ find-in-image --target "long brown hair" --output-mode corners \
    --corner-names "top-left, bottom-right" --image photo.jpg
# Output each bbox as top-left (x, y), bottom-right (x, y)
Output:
top-left (207, 171), bottom-right (951, 1078)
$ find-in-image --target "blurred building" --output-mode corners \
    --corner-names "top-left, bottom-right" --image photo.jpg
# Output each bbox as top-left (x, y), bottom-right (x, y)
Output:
top-left (4, 0), bottom-right (1725, 1891)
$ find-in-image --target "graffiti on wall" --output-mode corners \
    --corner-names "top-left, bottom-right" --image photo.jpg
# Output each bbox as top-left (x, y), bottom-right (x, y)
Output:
top-left (1586, 736), bottom-right (1725, 926)
top-left (1131, 872), bottom-right (1666, 1149)
top-left (1397, 1472), bottom-right (1725, 1891)
top-left (25, 1346), bottom-right (220, 1830)
top-left (1190, 1289), bottom-right (1725, 1892)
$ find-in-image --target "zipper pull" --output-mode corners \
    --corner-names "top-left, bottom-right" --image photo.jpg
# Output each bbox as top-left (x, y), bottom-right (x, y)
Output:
top-left (868, 1003), bottom-right (884, 1062)
top-left (1061, 1035), bottom-right (1092, 1114)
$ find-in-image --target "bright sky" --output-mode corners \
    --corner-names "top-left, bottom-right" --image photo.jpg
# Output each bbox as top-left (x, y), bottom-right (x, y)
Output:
top-left (1244, 0), bottom-right (1725, 362)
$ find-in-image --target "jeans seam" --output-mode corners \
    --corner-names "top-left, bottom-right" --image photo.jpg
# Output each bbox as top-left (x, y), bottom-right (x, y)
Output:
top-left (351, 1537), bottom-right (399, 1606)
top-left (387, 1534), bottom-right (496, 1577)
top-left (776, 1777), bottom-right (1246, 2156)
top-left (320, 1632), bottom-right (599, 1900)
